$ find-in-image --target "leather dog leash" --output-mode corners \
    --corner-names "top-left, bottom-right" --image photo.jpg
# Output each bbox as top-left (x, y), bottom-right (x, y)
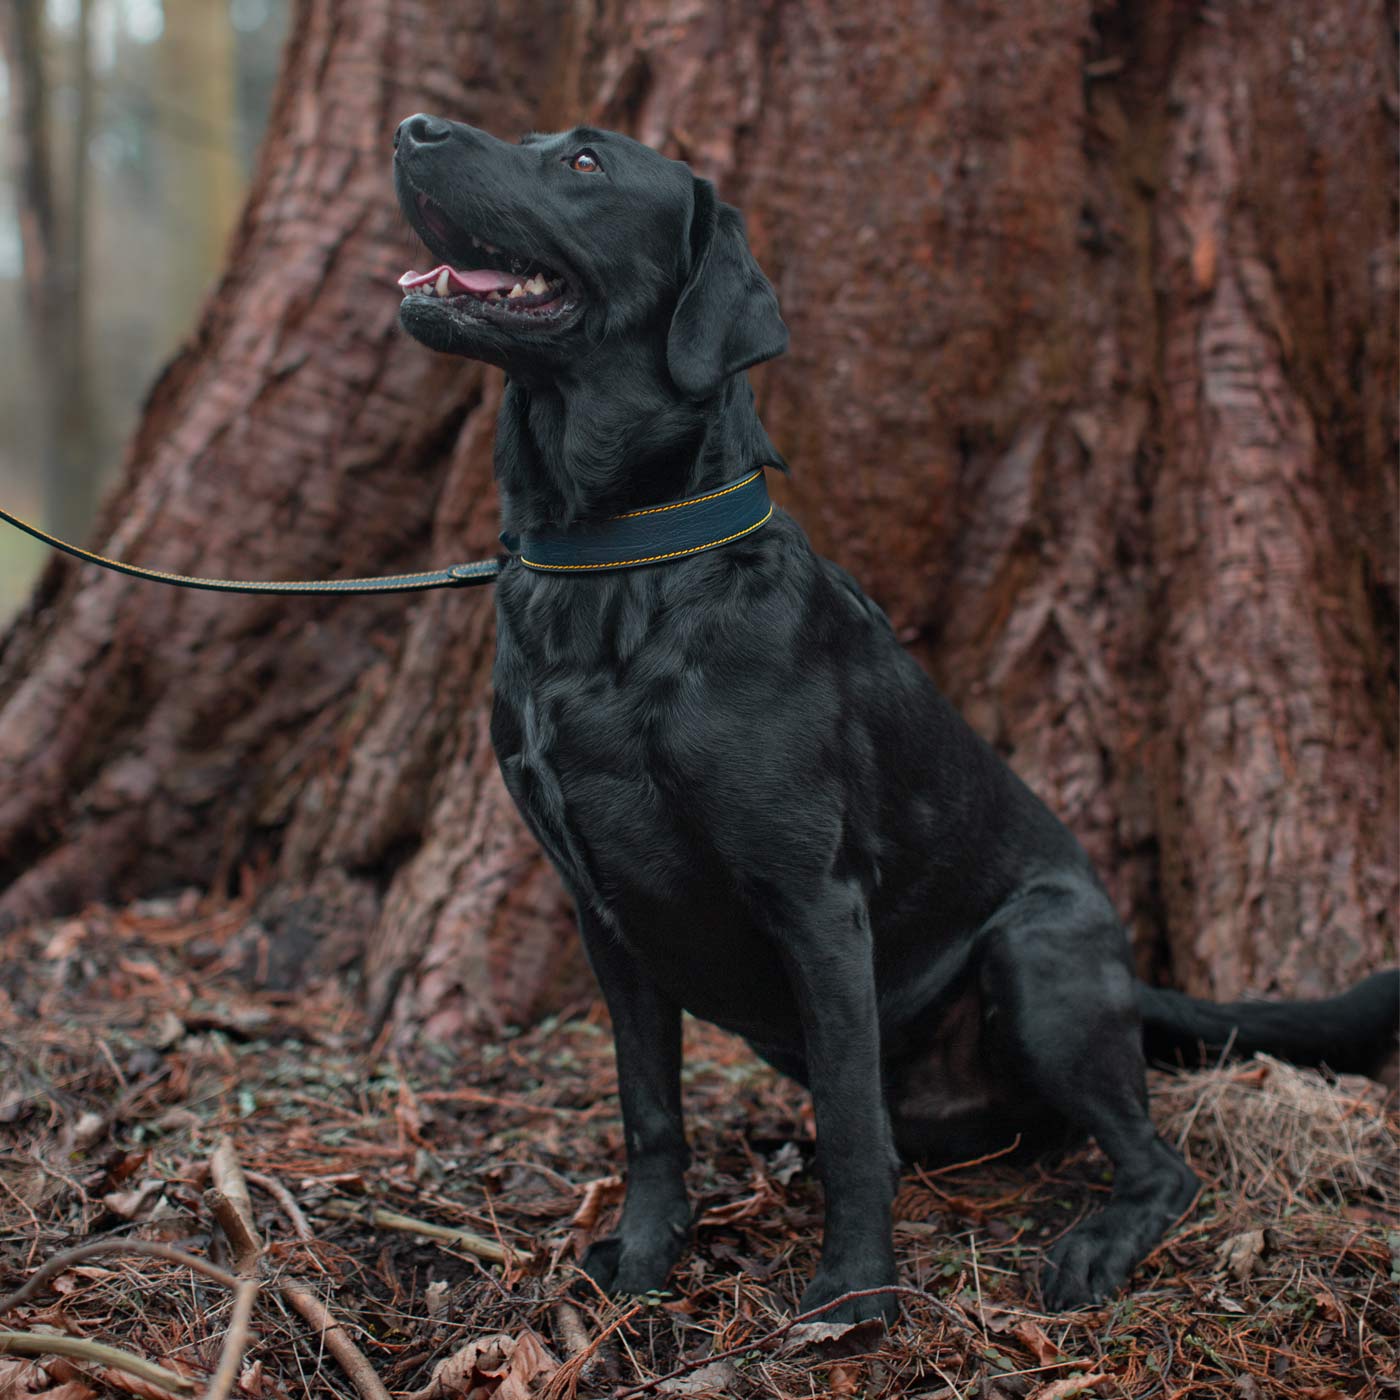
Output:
top-left (0, 504), bottom-right (502, 594)
top-left (0, 469), bottom-right (771, 595)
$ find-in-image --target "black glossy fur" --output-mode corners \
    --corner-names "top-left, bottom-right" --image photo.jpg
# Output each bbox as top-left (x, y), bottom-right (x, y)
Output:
top-left (391, 114), bottom-right (1400, 1320)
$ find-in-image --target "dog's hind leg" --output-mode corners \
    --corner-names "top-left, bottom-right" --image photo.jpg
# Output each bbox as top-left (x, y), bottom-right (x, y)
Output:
top-left (575, 909), bottom-right (692, 1295)
top-left (980, 880), bottom-right (1200, 1311)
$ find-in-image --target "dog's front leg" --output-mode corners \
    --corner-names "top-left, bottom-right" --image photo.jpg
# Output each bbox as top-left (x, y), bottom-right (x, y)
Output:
top-left (786, 888), bottom-right (900, 1324)
top-left (577, 910), bottom-right (691, 1295)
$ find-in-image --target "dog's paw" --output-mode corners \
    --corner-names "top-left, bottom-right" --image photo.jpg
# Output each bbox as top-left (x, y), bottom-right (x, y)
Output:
top-left (581, 1230), bottom-right (682, 1296)
top-left (799, 1261), bottom-right (899, 1325)
top-left (1041, 1155), bottom-right (1199, 1311)
top-left (1039, 1224), bottom-right (1138, 1311)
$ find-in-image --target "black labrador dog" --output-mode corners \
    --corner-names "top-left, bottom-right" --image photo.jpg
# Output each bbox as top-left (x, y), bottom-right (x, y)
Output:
top-left (391, 114), bottom-right (1399, 1321)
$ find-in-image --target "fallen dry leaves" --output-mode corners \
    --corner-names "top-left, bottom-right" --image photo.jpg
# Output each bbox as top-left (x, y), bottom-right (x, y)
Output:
top-left (0, 896), bottom-right (1395, 1399)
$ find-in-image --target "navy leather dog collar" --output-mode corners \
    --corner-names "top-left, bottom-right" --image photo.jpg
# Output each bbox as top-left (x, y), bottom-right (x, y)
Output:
top-left (509, 468), bottom-right (772, 574)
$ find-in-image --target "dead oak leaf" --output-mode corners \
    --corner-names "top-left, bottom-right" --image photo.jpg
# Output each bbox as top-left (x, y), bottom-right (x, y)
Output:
top-left (570, 1176), bottom-right (624, 1232)
top-left (1027, 1374), bottom-right (1110, 1400)
top-left (1012, 1319), bottom-right (1067, 1366)
top-left (783, 1317), bottom-right (887, 1357)
top-left (695, 1180), bottom-right (778, 1229)
top-left (1215, 1228), bottom-right (1275, 1283)
top-left (402, 1329), bottom-right (558, 1400)
top-left (101, 1178), bottom-right (166, 1220)
top-left (827, 1362), bottom-right (862, 1396)
top-left (0, 1355), bottom-right (99, 1400)
top-left (569, 1175), bottom-right (624, 1256)
top-left (656, 1360), bottom-right (740, 1396)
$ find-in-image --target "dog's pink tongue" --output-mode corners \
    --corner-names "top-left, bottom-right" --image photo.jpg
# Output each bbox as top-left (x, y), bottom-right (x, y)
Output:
top-left (452, 268), bottom-right (519, 293)
top-left (397, 265), bottom-right (518, 294)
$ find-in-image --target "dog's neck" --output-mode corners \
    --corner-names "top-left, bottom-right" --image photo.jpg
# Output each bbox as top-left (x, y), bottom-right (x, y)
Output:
top-left (494, 341), bottom-right (782, 535)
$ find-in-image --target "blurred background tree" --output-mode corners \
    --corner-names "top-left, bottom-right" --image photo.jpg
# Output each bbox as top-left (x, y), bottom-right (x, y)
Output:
top-left (0, 0), bottom-right (1394, 1047)
top-left (0, 0), bottom-right (284, 607)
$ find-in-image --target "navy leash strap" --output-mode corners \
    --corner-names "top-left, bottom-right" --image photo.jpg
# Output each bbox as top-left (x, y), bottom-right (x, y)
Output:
top-left (0, 502), bottom-right (502, 595)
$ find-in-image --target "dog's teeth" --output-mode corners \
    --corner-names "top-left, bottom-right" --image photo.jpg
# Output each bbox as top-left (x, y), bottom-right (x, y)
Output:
top-left (507, 283), bottom-right (526, 298)
top-left (524, 274), bottom-right (547, 294)
top-left (487, 290), bottom-right (502, 301)
top-left (435, 268), bottom-right (451, 297)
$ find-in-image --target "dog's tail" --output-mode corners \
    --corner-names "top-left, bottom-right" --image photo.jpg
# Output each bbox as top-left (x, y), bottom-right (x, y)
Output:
top-left (1136, 969), bottom-right (1399, 1076)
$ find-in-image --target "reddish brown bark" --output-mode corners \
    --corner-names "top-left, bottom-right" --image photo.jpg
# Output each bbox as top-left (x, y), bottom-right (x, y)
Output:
top-left (0, 0), bottom-right (1394, 1039)
top-left (1150, 0), bottom-right (1398, 996)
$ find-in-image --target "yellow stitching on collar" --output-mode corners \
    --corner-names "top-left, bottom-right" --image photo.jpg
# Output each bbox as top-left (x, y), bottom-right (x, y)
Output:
top-left (609, 469), bottom-right (763, 520)
top-left (521, 505), bottom-right (773, 571)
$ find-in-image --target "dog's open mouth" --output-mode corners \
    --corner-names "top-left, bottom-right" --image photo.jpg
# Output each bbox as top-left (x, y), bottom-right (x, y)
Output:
top-left (399, 192), bottom-right (576, 322)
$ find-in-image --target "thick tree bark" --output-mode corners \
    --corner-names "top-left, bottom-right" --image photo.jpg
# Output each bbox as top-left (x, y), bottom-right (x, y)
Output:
top-left (1151, 2), bottom-right (1398, 996)
top-left (0, 0), bottom-right (1394, 1041)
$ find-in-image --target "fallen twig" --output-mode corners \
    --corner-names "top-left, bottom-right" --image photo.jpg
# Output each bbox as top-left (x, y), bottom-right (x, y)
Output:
top-left (541, 1303), bottom-right (643, 1400)
top-left (245, 1171), bottom-right (316, 1243)
top-left (550, 1300), bottom-right (592, 1358)
top-left (0, 1239), bottom-right (240, 1316)
top-left (281, 1284), bottom-right (393, 1400)
top-left (321, 1198), bottom-right (531, 1265)
top-left (44, 1354), bottom-right (191, 1400)
top-left (202, 1277), bottom-right (259, 1400)
top-left (0, 1329), bottom-right (195, 1395)
top-left (245, 1168), bottom-right (329, 1274)
top-left (212, 1150), bottom-right (391, 1400)
top-left (208, 1137), bottom-right (261, 1276)
top-left (550, 1300), bottom-right (617, 1389)
top-left (198, 1140), bottom-right (267, 1400)
top-left (0, 1210), bottom-right (264, 1400)
top-left (205, 1190), bottom-right (263, 1277)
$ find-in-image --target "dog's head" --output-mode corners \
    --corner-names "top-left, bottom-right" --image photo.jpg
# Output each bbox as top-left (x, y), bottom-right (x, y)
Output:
top-left (393, 115), bottom-right (787, 398)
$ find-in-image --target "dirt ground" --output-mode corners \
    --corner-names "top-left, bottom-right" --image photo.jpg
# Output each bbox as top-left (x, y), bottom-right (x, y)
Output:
top-left (1, 894), bottom-right (1396, 1399)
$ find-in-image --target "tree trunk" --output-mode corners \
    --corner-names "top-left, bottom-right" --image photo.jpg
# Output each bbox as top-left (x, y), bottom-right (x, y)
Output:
top-left (1, 0), bottom-right (1394, 1042)
top-left (157, 0), bottom-right (242, 342)
top-left (0, 0), bottom-right (100, 542)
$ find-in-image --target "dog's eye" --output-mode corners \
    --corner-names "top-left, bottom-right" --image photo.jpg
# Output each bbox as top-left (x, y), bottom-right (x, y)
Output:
top-left (567, 149), bottom-right (602, 174)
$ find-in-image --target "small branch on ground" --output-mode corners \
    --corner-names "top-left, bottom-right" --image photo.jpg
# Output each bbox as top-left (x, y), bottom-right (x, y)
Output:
top-left (0, 1329), bottom-right (195, 1395)
top-left (280, 1285), bottom-right (393, 1400)
top-left (550, 1300), bottom-right (617, 1388)
top-left (202, 1276), bottom-right (259, 1400)
top-left (0, 1239), bottom-right (241, 1316)
top-left (208, 1137), bottom-right (261, 1276)
top-left (205, 1189), bottom-right (264, 1278)
top-left (245, 1171), bottom-right (318, 1244)
top-left (200, 1139), bottom-right (267, 1399)
top-left (541, 1303), bottom-right (643, 1400)
top-left (320, 1198), bottom-right (531, 1266)
top-left (212, 1150), bottom-right (392, 1400)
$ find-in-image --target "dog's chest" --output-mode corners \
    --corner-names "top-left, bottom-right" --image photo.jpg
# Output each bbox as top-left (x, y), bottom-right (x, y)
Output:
top-left (490, 576), bottom-right (744, 923)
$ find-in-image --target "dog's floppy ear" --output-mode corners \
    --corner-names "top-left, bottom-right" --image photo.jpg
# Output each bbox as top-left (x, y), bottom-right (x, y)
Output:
top-left (667, 178), bottom-right (788, 400)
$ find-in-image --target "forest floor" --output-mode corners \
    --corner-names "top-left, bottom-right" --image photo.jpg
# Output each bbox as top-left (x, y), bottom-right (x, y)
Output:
top-left (1, 895), bottom-right (1396, 1400)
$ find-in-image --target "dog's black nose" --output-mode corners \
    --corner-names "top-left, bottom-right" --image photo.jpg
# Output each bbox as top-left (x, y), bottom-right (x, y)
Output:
top-left (397, 113), bottom-right (453, 151)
